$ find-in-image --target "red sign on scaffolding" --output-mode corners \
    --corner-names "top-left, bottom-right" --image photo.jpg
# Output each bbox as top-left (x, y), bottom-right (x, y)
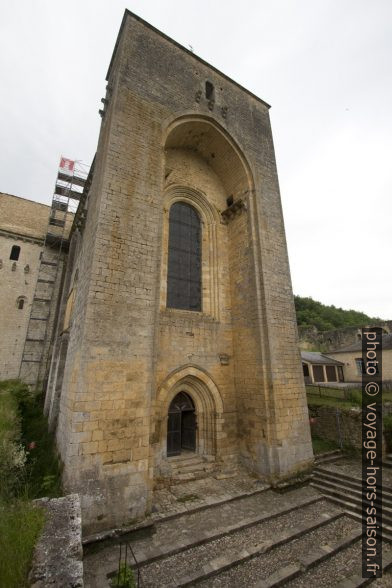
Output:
top-left (59, 157), bottom-right (75, 174)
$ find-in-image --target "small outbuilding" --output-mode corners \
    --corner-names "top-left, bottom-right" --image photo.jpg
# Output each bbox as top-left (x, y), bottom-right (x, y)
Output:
top-left (327, 333), bottom-right (392, 383)
top-left (301, 351), bottom-right (344, 384)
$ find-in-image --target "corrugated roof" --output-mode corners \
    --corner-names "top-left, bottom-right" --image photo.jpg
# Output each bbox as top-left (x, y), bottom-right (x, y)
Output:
top-left (301, 351), bottom-right (344, 366)
top-left (329, 333), bottom-right (392, 353)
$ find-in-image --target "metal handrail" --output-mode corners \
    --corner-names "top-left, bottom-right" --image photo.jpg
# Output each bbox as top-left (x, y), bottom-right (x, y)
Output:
top-left (115, 541), bottom-right (142, 587)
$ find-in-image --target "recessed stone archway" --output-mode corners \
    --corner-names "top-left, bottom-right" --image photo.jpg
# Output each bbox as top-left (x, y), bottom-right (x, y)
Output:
top-left (153, 365), bottom-right (224, 473)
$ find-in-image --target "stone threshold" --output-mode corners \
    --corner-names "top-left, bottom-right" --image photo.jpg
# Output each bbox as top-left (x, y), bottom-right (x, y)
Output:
top-left (170, 511), bottom-right (353, 587)
top-left (133, 495), bottom-right (325, 567)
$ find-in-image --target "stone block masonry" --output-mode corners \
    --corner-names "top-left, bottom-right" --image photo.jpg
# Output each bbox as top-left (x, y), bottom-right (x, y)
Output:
top-left (47, 9), bottom-right (313, 534)
top-left (29, 494), bottom-right (83, 587)
top-left (0, 193), bottom-right (50, 380)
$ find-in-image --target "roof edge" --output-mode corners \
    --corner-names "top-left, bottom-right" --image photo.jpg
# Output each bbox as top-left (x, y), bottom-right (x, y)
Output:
top-left (0, 192), bottom-right (50, 208)
top-left (106, 9), bottom-right (271, 110)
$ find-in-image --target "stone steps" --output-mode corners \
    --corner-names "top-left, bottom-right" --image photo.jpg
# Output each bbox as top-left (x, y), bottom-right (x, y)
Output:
top-left (311, 484), bottom-right (392, 542)
top-left (170, 515), bottom-right (359, 588)
top-left (170, 461), bottom-right (215, 475)
top-left (107, 496), bottom-right (355, 587)
top-left (167, 455), bottom-right (217, 482)
top-left (315, 449), bottom-right (344, 466)
top-left (154, 455), bottom-right (219, 486)
top-left (128, 495), bottom-right (324, 567)
top-left (287, 539), bottom-right (392, 588)
top-left (334, 551), bottom-right (392, 587)
top-left (315, 465), bottom-right (392, 494)
top-left (312, 472), bottom-right (392, 510)
top-left (311, 466), bottom-right (392, 542)
top-left (88, 484), bottom-right (389, 587)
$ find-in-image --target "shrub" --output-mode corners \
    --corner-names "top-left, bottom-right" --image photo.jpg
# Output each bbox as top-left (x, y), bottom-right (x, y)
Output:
top-left (0, 382), bottom-right (28, 500)
top-left (347, 389), bottom-right (362, 407)
top-left (110, 563), bottom-right (136, 588)
top-left (0, 379), bottom-right (62, 586)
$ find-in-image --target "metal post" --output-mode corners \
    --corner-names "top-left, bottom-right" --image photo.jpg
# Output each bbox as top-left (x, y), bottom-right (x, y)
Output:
top-left (336, 408), bottom-right (343, 448)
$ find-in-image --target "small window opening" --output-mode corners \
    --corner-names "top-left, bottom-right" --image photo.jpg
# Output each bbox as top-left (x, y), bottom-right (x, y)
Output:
top-left (10, 245), bottom-right (21, 261)
top-left (205, 81), bottom-right (214, 100)
top-left (226, 196), bottom-right (234, 207)
top-left (355, 358), bottom-right (366, 375)
top-left (17, 297), bottom-right (26, 310)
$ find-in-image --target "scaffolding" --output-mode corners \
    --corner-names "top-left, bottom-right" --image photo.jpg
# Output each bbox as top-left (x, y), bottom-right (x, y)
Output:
top-left (19, 157), bottom-right (89, 388)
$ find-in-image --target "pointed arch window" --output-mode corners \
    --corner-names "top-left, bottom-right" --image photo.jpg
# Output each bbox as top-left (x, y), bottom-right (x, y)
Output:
top-left (167, 202), bottom-right (201, 311)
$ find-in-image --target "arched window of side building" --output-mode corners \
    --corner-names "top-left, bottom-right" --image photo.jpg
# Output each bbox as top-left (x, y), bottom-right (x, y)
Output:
top-left (166, 201), bottom-right (201, 311)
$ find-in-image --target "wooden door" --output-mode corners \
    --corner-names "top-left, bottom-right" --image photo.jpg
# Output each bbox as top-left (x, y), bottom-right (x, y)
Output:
top-left (167, 411), bottom-right (181, 456)
top-left (181, 410), bottom-right (196, 450)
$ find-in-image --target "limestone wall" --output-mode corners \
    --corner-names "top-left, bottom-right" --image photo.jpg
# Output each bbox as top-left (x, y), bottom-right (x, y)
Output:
top-left (0, 193), bottom-right (49, 380)
top-left (308, 404), bottom-right (362, 449)
top-left (327, 349), bottom-right (392, 383)
top-left (29, 494), bottom-right (83, 587)
top-left (50, 10), bottom-right (313, 533)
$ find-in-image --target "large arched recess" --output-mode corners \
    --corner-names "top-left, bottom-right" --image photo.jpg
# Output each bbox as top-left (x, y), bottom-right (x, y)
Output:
top-left (163, 115), bottom-right (255, 199)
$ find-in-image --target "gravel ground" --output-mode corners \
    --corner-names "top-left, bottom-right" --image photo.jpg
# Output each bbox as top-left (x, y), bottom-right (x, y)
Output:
top-left (132, 485), bottom-right (320, 555)
top-left (286, 540), bottom-right (392, 587)
top-left (139, 501), bottom-right (346, 587)
top-left (153, 467), bottom-right (265, 518)
top-left (84, 485), bottom-right (322, 587)
top-left (372, 568), bottom-right (392, 586)
top-left (194, 516), bottom-right (359, 588)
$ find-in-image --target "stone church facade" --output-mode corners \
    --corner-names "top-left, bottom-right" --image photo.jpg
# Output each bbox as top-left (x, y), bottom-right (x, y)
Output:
top-left (42, 11), bottom-right (313, 533)
top-left (0, 193), bottom-right (50, 379)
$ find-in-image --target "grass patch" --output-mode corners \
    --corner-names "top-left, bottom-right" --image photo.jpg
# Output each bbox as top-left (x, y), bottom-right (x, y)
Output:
top-left (0, 384), bottom-right (19, 438)
top-left (0, 379), bottom-right (62, 586)
top-left (307, 385), bottom-right (392, 409)
top-left (177, 493), bottom-right (199, 503)
top-left (16, 386), bottom-right (62, 498)
top-left (312, 436), bottom-right (340, 454)
top-left (0, 499), bottom-right (45, 588)
top-left (307, 394), bottom-right (355, 409)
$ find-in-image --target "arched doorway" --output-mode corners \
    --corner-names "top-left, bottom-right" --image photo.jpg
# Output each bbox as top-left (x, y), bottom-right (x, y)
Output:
top-left (167, 392), bottom-right (196, 456)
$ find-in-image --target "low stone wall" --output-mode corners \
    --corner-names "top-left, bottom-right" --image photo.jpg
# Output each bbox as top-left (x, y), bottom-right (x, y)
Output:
top-left (309, 404), bottom-right (388, 454)
top-left (309, 404), bottom-right (362, 449)
top-left (29, 494), bottom-right (83, 587)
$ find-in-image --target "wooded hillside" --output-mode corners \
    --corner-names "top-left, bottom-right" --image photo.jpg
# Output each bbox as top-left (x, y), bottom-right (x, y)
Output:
top-left (294, 296), bottom-right (382, 332)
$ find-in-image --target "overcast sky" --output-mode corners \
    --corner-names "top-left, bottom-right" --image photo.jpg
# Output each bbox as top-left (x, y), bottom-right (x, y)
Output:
top-left (1, 0), bottom-right (391, 318)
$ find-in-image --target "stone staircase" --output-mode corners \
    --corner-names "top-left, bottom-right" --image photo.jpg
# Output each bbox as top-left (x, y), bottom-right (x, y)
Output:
top-left (166, 453), bottom-right (216, 483)
top-left (314, 448), bottom-right (344, 466)
top-left (83, 484), bottom-right (392, 587)
top-left (311, 465), bottom-right (392, 542)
